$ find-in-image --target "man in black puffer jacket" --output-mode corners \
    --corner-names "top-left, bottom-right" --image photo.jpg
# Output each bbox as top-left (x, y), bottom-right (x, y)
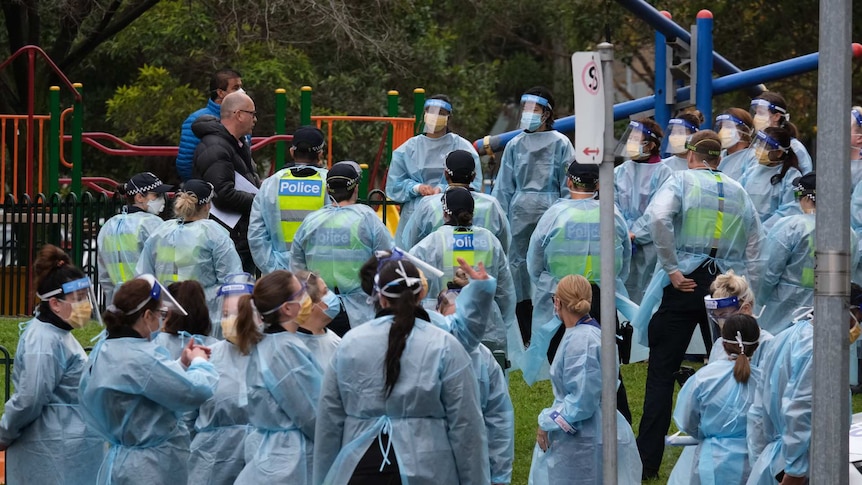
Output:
top-left (191, 91), bottom-right (262, 273)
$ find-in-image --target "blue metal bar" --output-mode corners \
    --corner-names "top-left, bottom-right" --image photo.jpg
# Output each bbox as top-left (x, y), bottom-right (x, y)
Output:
top-left (475, 46), bottom-right (861, 153)
top-left (654, 11), bottom-right (671, 129)
top-left (695, 11), bottom-right (714, 128)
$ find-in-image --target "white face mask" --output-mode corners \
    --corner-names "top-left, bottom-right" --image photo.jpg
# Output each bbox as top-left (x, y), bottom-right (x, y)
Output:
top-left (668, 134), bottom-right (687, 154)
top-left (146, 196), bottom-right (166, 215)
top-left (753, 114), bottom-right (770, 132)
top-left (718, 128), bottom-right (741, 149)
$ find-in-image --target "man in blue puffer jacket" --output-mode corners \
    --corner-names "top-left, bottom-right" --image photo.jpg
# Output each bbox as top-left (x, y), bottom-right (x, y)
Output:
top-left (176, 69), bottom-right (244, 181)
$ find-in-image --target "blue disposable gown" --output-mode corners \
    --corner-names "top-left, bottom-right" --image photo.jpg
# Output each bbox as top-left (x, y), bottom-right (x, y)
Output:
top-left (852, 158), bottom-right (862, 188)
top-left (137, 218), bottom-right (243, 334)
top-left (0, 318), bottom-right (104, 484)
top-left (527, 324), bottom-right (641, 485)
top-left (614, 160), bottom-right (673, 304)
top-left (738, 163), bottom-right (802, 231)
top-left (746, 319), bottom-right (814, 484)
top-left (526, 197), bottom-right (633, 340)
top-left (97, 209), bottom-right (164, 304)
top-left (248, 166), bottom-right (330, 274)
top-left (632, 170), bottom-right (764, 347)
top-left (790, 138), bottom-right (813, 175)
top-left (401, 190), bottom-right (511, 253)
top-left (717, 148), bottom-right (751, 182)
top-left (188, 340), bottom-right (252, 485)
top-left (78, 337), bottom-right (218, 485)
top-left (313, 315), bottom-right (490, 485)
top-left (491, 130), bottom-right (575, 301)
top-left (290, 204), bottom-right (394, 327)
top-left (409, 225), bottom-right (523, 369)
top-left (151, 331), bottom-right (217, 360)
top-left (296, 329), bottom-right (342, 369)
top-left (668, 360), bottom-right (760, 485)
top-left (433, 277), bottom-right (498, 358)
top-left (235, 331), bottom-right (322, 484)
top-left (386, 133), bottom-right (482, 247)
top-left (662, 154), bottom-right (689, 171)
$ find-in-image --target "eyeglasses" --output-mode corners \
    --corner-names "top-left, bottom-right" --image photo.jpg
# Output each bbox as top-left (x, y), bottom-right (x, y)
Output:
top-left (237, 109), bottom-right (257, 117)
top-left (158, 307), bottom-right (169, 319)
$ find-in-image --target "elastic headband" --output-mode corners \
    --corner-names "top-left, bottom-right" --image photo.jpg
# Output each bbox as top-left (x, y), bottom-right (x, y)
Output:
top-left (217, 283), bottom-right (255, 297)
top-left (259, 281), bottom-right (307, 316)
top-left (751, 98), bottom-right (787, 115)
top-left (628, 120), bottom-right (661, 143)
top-left (521, 94), bottom-right (552, 110)
top-left (715, 114), bottom-right (746, 127)
top-left (375, 259), bottom-right (423, 298)
top-left (704, 295), bottom-right (739, 310)
top-left (852, 109), bottom-right (862, 127)
top-left (668, 118), bottom-right (698, 133)
top-left (754, 131), bottom-right (786, 151)
top-left (424, 99), bottom-right (452, 112)
top-left (685, 139), bottom-right (721, 157)
top-left (36, 276), bottom-right (91, 300)
top-left (326, 176), bottom-right (360, 190)
top-left (722, 330), bottom-right (759, 356)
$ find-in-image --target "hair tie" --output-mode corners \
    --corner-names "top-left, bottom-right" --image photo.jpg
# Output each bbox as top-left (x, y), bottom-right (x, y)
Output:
top-left (56, 260), bottom-right (66, 268)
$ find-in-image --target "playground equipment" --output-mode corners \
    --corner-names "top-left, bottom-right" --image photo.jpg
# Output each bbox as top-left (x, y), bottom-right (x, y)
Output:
top-left (474, 3), bottom-right (862, 157)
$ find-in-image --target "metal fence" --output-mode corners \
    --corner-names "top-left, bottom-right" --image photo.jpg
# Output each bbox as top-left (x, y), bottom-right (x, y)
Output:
top-left (0, 192), bottom-right (123, 316)
top-left (0, 190), bottom-right (402, 317)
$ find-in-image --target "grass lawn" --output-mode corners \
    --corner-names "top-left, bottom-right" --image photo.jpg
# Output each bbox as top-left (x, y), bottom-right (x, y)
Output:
top-left (0, 316), bottom-right (860, 484)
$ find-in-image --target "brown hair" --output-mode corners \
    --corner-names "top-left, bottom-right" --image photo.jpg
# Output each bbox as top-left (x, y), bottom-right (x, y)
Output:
top-left (234, 270), bottom-right (300, 355)
top-left (378, 260), bottom-right (423, 397)
top-left (635, 117), bottom-right (664, 156)
top-left (173, 191), bottom-right (207, 220)
top-left (102, 278), bottom-right (160, 337)
top-left (721, 314), bottom-right (760, 383)
top-left (687, 130), bottom-right (722, 166)
top-left (34, 244), bottom-right (85, 315)
top-left (163, 281), bottom-right (211, 336)
top-left (723, 108), bottom-right (754, 143)
top-left (555, 274), bottom-right (593, 316)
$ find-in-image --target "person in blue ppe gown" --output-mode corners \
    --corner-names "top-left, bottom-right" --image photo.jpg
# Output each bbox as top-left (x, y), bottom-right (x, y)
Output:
top-left (314, 258), bottom-right (490, 485)
top-left (409, 186), bottom-right (522, 371)
top-left (491, 86), bottom-right (575, 344)
top-left (715, 108), bottom-right (756, 181)
top-left (292, 271), bottom-right (343, 366)
top-left (749, 92), bottom-right (813, 175)
top-left (248, 126), bottom-right (332, 274)
top-left (0, 245), bottom-right (104, 484)
top-left (668, 314), bottom-right (762, 485)
top-left (436, 277), bottom-right (514, 485)
top-left (188, 278), bottom-right (254, 485)
top-left (705, 271), bottom-right (773, 365)
top-left (402, 149), bottom-right (511, 253)
top-left (387, 95), bottom-right (483, 248)
top-left (152, 280), bottom-right (216, 359)
top-left (746, 284), bottom-right (862, 485)
top-left (291, 161), bottom-right (394, 333)
top-left (660, 111), bottom-right (704, 171)
top-left (613, 118), bottom-right (671, 304)
top-left (738, 127), bottom-right (802, 231)
top-left (528, 275), bottom-right (642, 485)
top-left (79, 274), bottom-right (218, 485)
top-left (850, 107), bottom-right (862, 186)
top-left (137, 179), bottom-right (243, 334)
top-left (231, 270), bottom-right (323, 484)
top-left (98, 172), bottom-right (172, 304)
top-left (633, 130), bottom-right (764, 479)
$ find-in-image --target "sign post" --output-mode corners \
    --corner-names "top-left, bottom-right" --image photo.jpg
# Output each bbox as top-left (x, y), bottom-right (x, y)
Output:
top-left (572, 52), bottom-right (605, 165)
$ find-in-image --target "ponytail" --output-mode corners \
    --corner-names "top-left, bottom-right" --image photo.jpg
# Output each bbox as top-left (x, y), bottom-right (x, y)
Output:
top-left (235, 294), bottom-right (263, 355)
top-left (378, 260), bottom-right (423, 397)
top-left (721, 314), bottom-right (760, 383)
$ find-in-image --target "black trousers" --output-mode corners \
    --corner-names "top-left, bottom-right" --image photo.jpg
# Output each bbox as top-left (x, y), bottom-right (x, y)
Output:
top-left (349, 435), bottom-right (401, 485)
top-left (516, 299), bottom-right (533, 345)
top-left (546, 284), bottom-right (632, 423)
top-left (636, 262), bottom-right (716, 473)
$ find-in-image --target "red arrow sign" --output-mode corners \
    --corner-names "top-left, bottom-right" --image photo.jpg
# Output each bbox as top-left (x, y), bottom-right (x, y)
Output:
top-left (583, 147), bottom-right (600, 156)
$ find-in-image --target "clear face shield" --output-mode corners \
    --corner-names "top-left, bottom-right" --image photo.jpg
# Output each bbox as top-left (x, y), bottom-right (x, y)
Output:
top-left (519, 94), bottom-right (551, 131)
top-left (37, 276), bottom-right (102, 329)
top-left (422, 99), bottom-right (452, 135)
top-left (704, 294), bottom-right (741, 330)
top-left (714, 114), bottom-right (751, 149)
top-left (751, 130), bottom-right (788, 166)
top-left (134, 274), bottom-right (188, 317)
top-left (216, 281), bottom-right (254, 343)
top-left (851, 109), bottom-right (862, 156)
top-left (614, 121), bottom-right (659, 160)
top-left (662, 118), bottom-right (698, 155)
top-left (750, 99), bottom-right (787, 132)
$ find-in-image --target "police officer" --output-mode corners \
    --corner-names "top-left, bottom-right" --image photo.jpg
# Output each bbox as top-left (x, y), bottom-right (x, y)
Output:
top-left (248, 126), bottom-right (330, 274)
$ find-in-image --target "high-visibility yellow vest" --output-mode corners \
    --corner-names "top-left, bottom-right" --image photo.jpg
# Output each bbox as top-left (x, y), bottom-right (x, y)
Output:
top-left (278, 170), bottom-right (326, 244)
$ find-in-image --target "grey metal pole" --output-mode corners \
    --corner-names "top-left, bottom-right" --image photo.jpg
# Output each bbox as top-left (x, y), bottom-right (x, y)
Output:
top-left (812, 0), bottom-right (852, 482)
top-left (597, 41), bottom-right (618, 485)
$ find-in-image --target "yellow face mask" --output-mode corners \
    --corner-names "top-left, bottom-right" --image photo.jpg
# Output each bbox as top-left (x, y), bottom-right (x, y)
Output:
top-left (67, 300), bottom-right (92, 329)
top-left (294, 295), bottom-right (313, 326)
top-left (850, 322), bottom-right (861, 345)
top-left (221, 315), bottom-right (238, 344)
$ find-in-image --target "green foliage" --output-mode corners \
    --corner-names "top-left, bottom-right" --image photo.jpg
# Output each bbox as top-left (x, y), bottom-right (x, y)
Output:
top-left (105, 65), bottom-right (202, 145)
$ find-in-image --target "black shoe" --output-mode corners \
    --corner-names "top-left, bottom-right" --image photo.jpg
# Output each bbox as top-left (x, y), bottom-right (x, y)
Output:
top-left (642, 468), bottom-right (660, 481)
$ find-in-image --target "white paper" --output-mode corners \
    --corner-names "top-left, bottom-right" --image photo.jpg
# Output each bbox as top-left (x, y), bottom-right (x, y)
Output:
top-left (210, 172), bottom-right (258, 229)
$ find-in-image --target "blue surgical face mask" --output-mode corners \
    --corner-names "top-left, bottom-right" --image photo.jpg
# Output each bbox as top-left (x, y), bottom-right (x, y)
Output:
top-left (520, 112), bottom-right (543, 131)
top-left (320, 291), bottom-right (341, 320)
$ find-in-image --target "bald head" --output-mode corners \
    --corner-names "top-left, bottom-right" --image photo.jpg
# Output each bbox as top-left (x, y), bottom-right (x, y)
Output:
top-left (220, 91), bottom-right (256, 139)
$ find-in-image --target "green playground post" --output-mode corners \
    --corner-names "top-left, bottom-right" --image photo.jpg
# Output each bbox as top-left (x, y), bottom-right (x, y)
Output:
top-left (413, 88), bottom-right (425, 134)
top-left (386, 90), bottom-right (399, 165)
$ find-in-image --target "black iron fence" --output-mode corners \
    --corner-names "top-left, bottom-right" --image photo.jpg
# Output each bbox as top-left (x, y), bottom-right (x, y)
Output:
top-left (0, 190), bottom-right (402, 317)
